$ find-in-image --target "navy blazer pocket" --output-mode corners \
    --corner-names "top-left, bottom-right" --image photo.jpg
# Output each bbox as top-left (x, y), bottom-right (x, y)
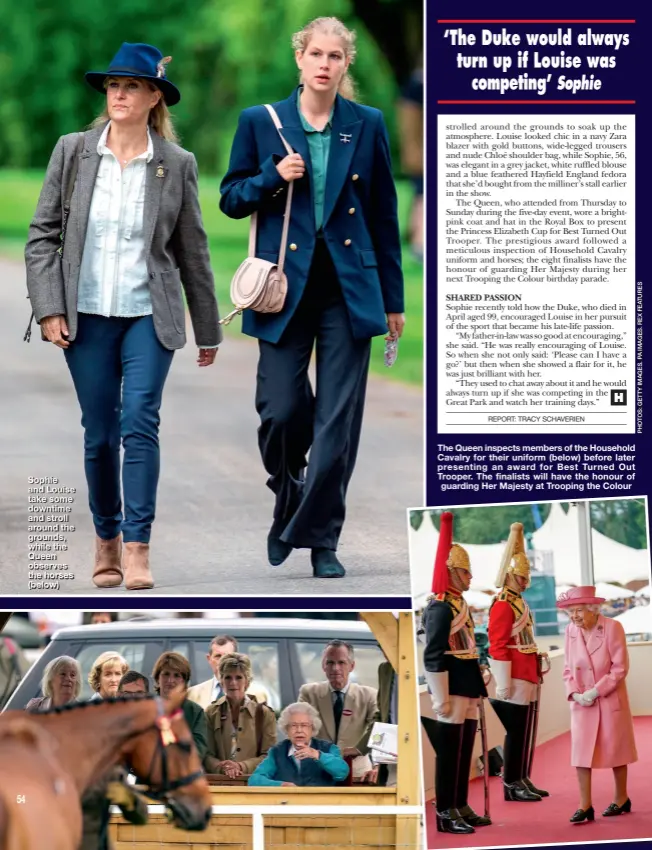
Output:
top-left (360, 249), bottom-right (378, 268)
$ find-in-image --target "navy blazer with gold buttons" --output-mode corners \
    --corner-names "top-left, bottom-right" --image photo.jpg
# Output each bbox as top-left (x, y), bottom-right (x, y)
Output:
top-left (219, 88), bottom-right (404, 344)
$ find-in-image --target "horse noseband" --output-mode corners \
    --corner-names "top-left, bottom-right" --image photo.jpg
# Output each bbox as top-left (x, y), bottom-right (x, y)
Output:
top-left (136, 701), bottom-right (204, 799)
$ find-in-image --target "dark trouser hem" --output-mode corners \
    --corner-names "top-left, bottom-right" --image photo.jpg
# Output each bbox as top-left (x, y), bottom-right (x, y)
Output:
top-left (256, 241), bottom-right (371, 550)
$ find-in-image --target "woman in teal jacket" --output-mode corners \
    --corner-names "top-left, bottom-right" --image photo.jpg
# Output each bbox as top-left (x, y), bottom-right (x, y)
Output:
top-left (249, 703), bottom-right (349, 786)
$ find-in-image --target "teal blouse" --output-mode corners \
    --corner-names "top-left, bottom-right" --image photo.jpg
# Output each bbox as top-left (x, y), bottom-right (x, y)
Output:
top-left (297, 90), bottom-right (334, 232)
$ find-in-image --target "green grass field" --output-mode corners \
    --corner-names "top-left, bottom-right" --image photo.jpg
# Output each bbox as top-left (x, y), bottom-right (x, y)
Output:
top-left (0, 170), bottom-right (422, 385)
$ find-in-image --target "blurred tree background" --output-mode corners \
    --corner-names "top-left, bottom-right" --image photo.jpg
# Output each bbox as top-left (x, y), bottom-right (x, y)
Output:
top-left (0, 0), bottom-right (422, 171)
top-left (409, 500), bottom-right (648, 550)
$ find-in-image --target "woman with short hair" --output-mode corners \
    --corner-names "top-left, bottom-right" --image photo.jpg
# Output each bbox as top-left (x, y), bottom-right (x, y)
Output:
top-left (558, 586), bottom-right (638, 823)
top-left (25, 42), bottom-right (222, 591)
top-left (249, 701), bottom-right (349, 786)
top-left (25, 655), bottom-right (82, 711)
top-left (152, 650), bottom-right (208, 760)
top-left (204, 653), bottom-right (277, 777)
top-left (220, 17), bottom-right (405, 578)
top-left (89, 651), bottom-right (129, 699)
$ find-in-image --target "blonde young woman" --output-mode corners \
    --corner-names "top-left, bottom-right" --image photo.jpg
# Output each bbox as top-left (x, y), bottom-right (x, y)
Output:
top-left (220, 17), bottom-right (405, 579)
top-left (25, 43), bottom-right (221, 592)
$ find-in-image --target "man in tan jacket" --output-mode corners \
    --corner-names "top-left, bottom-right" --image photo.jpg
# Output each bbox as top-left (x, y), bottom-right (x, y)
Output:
top-left (186, 635), bottom-right (270, 708)
top-left (298, 640), bottom-right (378, 780)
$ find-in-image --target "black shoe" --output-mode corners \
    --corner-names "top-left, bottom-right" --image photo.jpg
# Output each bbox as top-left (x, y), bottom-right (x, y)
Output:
top-left (457, 804), bottom-right (491, 826)
top-left (570, 806), bottom-right (595, 823)
top-left (602, 799), bottom-right (632, 817)
top-left (435, 807), bottom-right (475, 834)
top-left (503, 780), bottom-right (542, 802)
top-left (524, 777), bottom-right (549, 798)
top-left (311, 548), bottom-right (346, 578)
top-left (267, 526), bottom-right (293, 566)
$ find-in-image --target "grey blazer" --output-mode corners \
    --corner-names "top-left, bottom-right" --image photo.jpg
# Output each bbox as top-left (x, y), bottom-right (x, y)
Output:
top-left (25, 124), bottom-right (222, 350)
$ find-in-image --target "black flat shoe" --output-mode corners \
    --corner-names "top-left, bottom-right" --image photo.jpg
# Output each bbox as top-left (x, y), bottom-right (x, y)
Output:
top-left (267, 527), bottom-right (293, 566)
top-left (435, 807), bottom-right (475, 834)
top-left (457, 804), bottom-right (491, 826)
top-left (504, 780), bottom-right (542, 802)
top-left (311, 547), bottom-right (346, 578)
top-left (570, 806), bottom-right (595, 823)
top-left (603, 799), bottom-right (632, 817)
top-left (524, 777), bottom-right (549, 798)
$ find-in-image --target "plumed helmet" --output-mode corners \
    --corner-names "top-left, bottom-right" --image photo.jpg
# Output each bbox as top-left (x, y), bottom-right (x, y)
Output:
top-left (495, 522), bottom-right (531, 589)
top-left (432, 512), bottom-right (471, 595)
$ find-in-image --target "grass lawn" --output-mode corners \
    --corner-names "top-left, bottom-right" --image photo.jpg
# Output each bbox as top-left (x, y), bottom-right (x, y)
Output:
top-left (0, 170), bottom-right (422, 385)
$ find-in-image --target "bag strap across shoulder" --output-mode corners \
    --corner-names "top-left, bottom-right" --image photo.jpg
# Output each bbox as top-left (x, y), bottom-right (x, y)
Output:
top-left (248, 104), bottom-right (295, 275)
top-left (255, 702), bottom-right (265, 756)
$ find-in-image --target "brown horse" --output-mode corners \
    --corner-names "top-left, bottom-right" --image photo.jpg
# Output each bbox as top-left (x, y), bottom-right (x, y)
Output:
top-left (0, 692), bottom-right (211, 850)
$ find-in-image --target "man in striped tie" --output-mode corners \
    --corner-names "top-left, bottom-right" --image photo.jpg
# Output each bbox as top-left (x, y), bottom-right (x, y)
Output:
top-left (298, 640), bottom-right (378, 781)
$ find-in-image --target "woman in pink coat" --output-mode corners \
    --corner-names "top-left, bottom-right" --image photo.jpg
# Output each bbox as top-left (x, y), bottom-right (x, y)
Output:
top-left (558, 586), bottom-right (637, 824)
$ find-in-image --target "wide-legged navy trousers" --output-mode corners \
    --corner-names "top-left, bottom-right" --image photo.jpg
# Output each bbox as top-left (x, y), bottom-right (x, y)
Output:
top-left (255, 240), bottom-right (372, 551)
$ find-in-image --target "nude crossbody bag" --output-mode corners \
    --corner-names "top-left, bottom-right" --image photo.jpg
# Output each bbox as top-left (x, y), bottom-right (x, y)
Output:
top-left (220, 105), bottom-right (293, 325)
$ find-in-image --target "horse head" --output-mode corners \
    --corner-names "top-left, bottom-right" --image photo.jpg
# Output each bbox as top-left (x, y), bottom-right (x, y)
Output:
top-left (124, 692), bottom-right (211, 831)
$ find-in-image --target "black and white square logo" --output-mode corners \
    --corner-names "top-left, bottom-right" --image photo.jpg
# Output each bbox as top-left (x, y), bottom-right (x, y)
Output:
top-left (610, 389), bottom-right (627, 406)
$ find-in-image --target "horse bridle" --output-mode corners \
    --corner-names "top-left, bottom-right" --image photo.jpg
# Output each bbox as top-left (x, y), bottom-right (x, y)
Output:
top-left (132, 697), bottom-right (204, 801)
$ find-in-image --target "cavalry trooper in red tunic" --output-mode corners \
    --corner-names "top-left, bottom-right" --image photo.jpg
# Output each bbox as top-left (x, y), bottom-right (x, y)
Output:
top-left (488, 522), bottom-right (549, 802)
top-left (421, 511), bottom-right (491, 834)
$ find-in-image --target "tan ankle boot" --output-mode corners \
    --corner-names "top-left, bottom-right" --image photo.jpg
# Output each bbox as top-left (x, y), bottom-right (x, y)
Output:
top-left (124, 542), bottom-right (154, 590)
top-left (93, 535), bottom-right (123, 588)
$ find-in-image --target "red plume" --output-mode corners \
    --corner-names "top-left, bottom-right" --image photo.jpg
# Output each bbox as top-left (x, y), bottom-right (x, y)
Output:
top-left (432, 511), bottom-right (453, 594)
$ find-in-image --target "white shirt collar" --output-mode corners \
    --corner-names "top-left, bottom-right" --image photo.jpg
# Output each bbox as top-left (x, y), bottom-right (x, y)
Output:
top-left (97, 121), bottom-right (154, 163)
top-left (329, 682), bottom-right (350, 695)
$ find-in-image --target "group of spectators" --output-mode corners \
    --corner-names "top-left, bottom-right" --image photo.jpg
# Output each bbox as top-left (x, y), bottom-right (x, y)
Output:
top-left (25, 635), bottom-right (398, 790)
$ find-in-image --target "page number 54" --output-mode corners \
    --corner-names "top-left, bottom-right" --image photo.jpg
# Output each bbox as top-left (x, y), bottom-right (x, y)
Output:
top-left (16, 795), bottom-right (26, 804)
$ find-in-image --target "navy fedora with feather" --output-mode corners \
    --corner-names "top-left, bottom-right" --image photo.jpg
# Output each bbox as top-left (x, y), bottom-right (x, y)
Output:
top-left (85, 42), bottom-right (181, 105)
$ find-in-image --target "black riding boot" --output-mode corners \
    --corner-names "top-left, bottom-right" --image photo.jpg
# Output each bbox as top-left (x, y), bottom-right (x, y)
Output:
top-left (456, 719), bottom-right (492, 826)
top-left (489, 699), bottom-right (542, 802)
top-left (522, 700), bottom-right (549, 797)
top-left (422, 717), bottom-right (475, 834)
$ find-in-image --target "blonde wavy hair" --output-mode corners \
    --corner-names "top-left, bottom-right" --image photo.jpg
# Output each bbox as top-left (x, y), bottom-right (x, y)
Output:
top-left (292, 17), bottom-right (357, 101)
top-left (218, 652), bottom-right (253, 688)
top-left (89, 77), bottom-right (179, 143)
top-left (88, 651), bottom-right (128, 693)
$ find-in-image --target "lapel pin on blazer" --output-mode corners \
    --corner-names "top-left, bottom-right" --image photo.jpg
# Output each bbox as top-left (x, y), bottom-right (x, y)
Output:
top-left (156, 165), bottom-right (165, 178)
top-left (339, 133), bottom-right (352, 144)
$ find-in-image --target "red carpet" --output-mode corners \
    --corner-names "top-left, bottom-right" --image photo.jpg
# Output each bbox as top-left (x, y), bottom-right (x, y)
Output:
top-left (426, 716), bottom-right (652, 848)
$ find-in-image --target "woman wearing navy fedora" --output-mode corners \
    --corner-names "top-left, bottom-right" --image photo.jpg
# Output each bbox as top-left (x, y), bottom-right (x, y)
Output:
top-left (220, 17), bottom-right (405, 578)
top-left (25, 43), bottom-right (222, 591)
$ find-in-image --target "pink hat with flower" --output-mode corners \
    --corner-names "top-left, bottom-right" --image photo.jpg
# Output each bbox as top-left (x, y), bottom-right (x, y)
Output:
top-left (556, 585), bottom-right (606, 608)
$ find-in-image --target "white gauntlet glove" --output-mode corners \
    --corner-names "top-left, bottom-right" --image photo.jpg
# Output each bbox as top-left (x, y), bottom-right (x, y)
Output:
top-left (490, 659), bottom-right (512, 700)
top-left (425, 671), bottom-right (451, 717)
